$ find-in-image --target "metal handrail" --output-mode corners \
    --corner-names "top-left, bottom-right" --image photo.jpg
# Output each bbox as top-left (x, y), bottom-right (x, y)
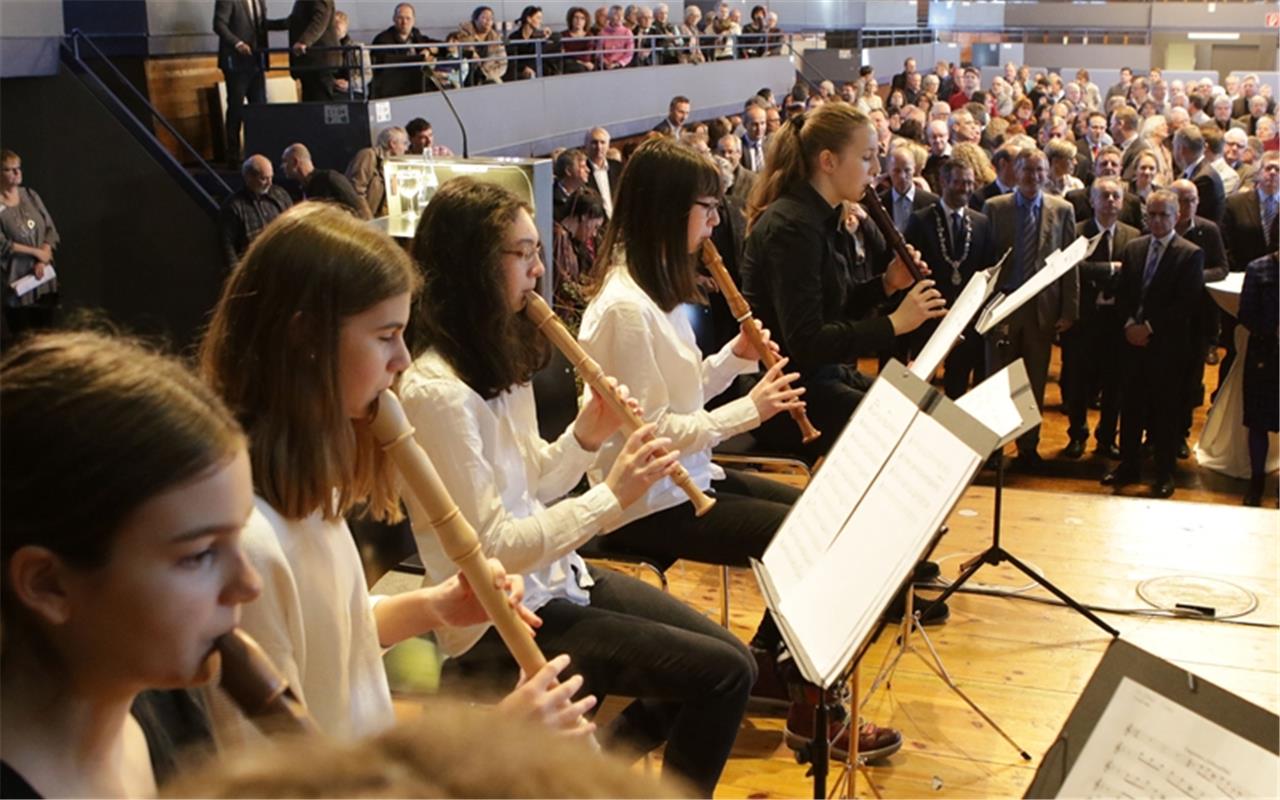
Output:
top-left (66, 29), bottom-right (230, 204)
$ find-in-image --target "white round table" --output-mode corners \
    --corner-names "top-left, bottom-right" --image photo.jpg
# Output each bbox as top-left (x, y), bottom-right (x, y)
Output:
top-left (1195, 272), bottom-right (1279, 478)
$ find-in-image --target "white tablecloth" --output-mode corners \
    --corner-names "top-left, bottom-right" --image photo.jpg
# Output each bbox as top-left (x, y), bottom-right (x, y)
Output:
top-left (1195, 273), bottom-right (1279, 478)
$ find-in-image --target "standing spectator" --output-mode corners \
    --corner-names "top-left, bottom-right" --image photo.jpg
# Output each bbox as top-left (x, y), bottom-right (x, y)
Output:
top-left (552, 187), bottom-right (606, 328)
top-left (1202, 125), bottom-right (1241, 195)
top-left (892, 57), bottom-right (917, 93)
top-left (405, 118), bottom-right (454, 158)
top-left (882, 145), bottom-right (938, 233)
top-left (288, 0), bottom-right (341, 101)
top-left (213, 0), bottom-right (287, 167)
top-left (1045, 139), bottom-right (1085, 196)
top-left (1239, 252), bottom-right (1278, 506)
top-left (1107, 67), bottom-right (1134, 102)
top-left (714, 134), bottom-right (756, 203)
top-left (650, 3), bottom-right (680, 65)
top-left (345, 126), bottom-right (409, 219)
top-left (332, 11), bottom-right (371, 98)
top-left (281, 143), bottom-right (367, 218)
top-left (948, 66), bottom-right (980, 110)
top-left (1173, 125), bottom-right (1225, 224)
top-left (584, 127), bottom-right (620, 218)
top-left (764, 11), bottom-right (782, 55)
top-left (560, 6), bottom-right (596, 73)
top-left (505, 5), bottom-right (551, 81)
top-left (1170, 179), bottom-right (1228, 459)
top-left (1062, 177), bottom-right (1140, 459)
top-left (982, 148), bottom-right (1078, 469)
top-left (552, 147), bottom-right (590, 218)
top-left (1217, 152), bottom-right (1280, 388)
top-left (370, 3), bottom-right (437, 98)
top-left (218, 154), bottom-right (292, 269)
top-left (1102, 191), bottom-right (1204, 499)
top-left (0, 150), bottom-right (59, 339)
top-left (599, 5), bottom-right (634, 69)
top-left (652, 95), bottom-right (690, 137)
top-left (1130, 150), bottom-right (1162, 203)
top-left (458, 5), bottom-right (506, 85)
top-left (740, 103), bottom-right (768, 172)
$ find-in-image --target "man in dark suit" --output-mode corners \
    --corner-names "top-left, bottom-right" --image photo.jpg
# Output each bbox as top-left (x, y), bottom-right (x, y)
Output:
top-left (1113, 107), bottom-right (1145, 181)
top-left (970, 143), bottom-right (1017, 210)
top-left (1172, 125), bottom-right (1225, 225)
top-left (1062, 177), bottom-right (1140, 459)
top-left (1065, 146), bottom-right (1146, 231)
top-left (288, 0), bottom-right (341, 101)
top-left (714, 134), bottom-right (757, 204)
top-left (1170, 179), bottom-right (1228, 460)
top-left (1103, 191), bottom-right (1204, 499)
top-left (652, 95), bottom-right (691, 137)
top-left (891, 56), bottom-right (917, 92)
top-left (906, 159), bottom-right (995, 397)
top-left (982, 148), bottom-right (1080, 468)
top-left (881, 146), bottom-right (938, 234)
top-left (584, 127), bottom-right (621, 218)
top-left (213, 0), bottom-right (287, 165)
top-left (741, 103), bottom-right (769, 172)
top-left (1216, 152), bottom-right (1280, 391)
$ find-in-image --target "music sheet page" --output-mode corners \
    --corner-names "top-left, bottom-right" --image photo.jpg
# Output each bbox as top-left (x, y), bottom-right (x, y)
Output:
top-left (777, 411), bottom-right (981, 685)
top-left (761, 377), bottom-right (919, 595)
top-left (910, 266), bottom-right (996, 381)
top-left (977, 236), bottom-right (1089, 334)
top-left (1058, 677), bottom-right (1279, 799)
top-left (955, 365), bottom-right (1026, 442)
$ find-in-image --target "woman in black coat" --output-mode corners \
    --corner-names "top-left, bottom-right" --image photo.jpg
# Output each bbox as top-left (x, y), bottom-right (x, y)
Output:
top-left (1238, 253), bottom-right (1278, 506)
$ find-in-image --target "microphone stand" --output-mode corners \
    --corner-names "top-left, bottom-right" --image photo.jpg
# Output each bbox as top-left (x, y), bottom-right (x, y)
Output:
top-left (423, 69), bottom-right (469, 158)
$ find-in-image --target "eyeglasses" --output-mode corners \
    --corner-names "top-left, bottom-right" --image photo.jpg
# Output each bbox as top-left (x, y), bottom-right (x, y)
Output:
top-left (692, 199), bottom-right (721, 218)
top-left (502, 241), bottom-right (545, 264)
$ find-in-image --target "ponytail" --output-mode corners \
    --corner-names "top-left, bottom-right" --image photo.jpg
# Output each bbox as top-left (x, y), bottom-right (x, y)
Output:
top-left (745, 101), bottom-right (872, 231)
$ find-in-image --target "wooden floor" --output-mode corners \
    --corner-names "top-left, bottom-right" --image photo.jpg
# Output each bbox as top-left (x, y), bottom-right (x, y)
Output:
top-left (644, 486), bottom-right (1279, 799)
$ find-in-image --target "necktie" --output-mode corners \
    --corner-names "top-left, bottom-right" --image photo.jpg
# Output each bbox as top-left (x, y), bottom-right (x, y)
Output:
top-left (754, 143), bottom-right (763, 171)
top-left (246, 0), bottom-right (258, 28)
top-left (1142, 239), bottom-right (1163, 293)
top-left (1010, 202), bottom-right (1037, 289)
top-left (895, 194), bottom-right (911, 230)
top-left (1099, 229), bottom-right (1111, 264)
top-left (1264, 195), bottom-right (1277, 247)
top-left (951, 211), bottom-right (964, 252)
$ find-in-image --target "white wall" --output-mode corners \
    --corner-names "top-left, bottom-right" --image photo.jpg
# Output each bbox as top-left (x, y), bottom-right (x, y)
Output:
top-left (0, 0), bottom-right (65, 77)
top-left (1023, 44), bottom-right (1152, 71)
top-left (929, 1), bottom-right (1007, 31)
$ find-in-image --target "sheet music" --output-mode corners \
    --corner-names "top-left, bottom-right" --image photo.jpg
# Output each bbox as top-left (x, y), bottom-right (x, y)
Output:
top-left (1058, 677), bottom-right (1279, 799)
top-left (777, 411), bottom-right (982, 685)
top-left (976, 236), bottom-right (1090, 334)
top-left (955, 364), bottom-right (1028, 442)
top-left (10, 264), bottom-right (56, 297)
top-left (910, 260), bottom-right (1004, 381)
top-left (761, 377), bottom-right (919, 595)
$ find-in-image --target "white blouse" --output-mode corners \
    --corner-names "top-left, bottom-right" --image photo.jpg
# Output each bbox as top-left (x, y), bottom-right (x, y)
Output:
top-left (398, 349), bottom-right (623, 657)
top-left (577, 263), bottom-right (761, 528)
top-left (208, 499), bottom-right (394, 746)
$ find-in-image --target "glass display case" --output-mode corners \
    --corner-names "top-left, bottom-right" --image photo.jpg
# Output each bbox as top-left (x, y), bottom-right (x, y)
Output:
top-left (376, 155), bottom-right (552, 242)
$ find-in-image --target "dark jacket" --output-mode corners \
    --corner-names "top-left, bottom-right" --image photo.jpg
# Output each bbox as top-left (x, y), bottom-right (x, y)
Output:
top-left (904, 202), bottom-right (994, 303)
top-left (370, 26), bottom-right (438, 98)
top-left (1181, 157), bottom-right (1226, 225)
top-left (1075, 218), bottom-right (1140, 321)
top-left (1065, 185), bottom-right (1145, 231)
top-left (741, 182), bottom-right (895, 373)
top-left (288, 0), bottom-right (340, 79)
top-left (1116, 233), bottom-right (1205, 361)
top-left (213, 0), bottom-right (286, 72)
top-left (1221, 189), bottom-right (1275, 272)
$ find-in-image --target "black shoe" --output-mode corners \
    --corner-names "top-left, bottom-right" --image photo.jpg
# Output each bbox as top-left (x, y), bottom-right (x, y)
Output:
top-left (913, 560), bottom-right (941, 583)
top-left (1062, 439), bottom-right (1086, 459)
top-left (1101, 464), bottom-right (1140, 486)
top-left (1153, 476), bottom-right (1175, 499)
top-left (1177, 441), bottom-right (1191, 460)
top-left (1243, 476), bottom-right (1265, 507)
top-left (885, 592), bottom-right (950, 626)
top-left (749, 646), bottom-right (792, 709)
top-left (1099, 442), bottom-right (1122, 460)
top-left (1013, 451), bottom-right (1045, 472)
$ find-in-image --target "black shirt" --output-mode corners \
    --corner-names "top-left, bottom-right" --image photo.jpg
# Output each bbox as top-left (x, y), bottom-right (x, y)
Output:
top-left (303, 168), bottom-right (365, 216)
top-left (741, 181), bottom-right (896, 375)
top-left (370, 26), bottom-right (437, 97)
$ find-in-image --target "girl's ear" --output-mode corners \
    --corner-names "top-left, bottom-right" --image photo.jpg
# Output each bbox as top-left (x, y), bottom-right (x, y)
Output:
top-left (7, 546), bottom-right (75, 627)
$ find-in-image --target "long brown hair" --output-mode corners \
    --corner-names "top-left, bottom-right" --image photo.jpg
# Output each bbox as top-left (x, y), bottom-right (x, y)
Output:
top-left (409, 177), bottom-right (549, 398)
top-left (594, 136), bottom-right (720, 312)
top-left (199, 203), bottom-right (420, 522)
top-left (746, 101), bottom-right (871, 230)
top-left (2, 332), bottom-right (243, 644)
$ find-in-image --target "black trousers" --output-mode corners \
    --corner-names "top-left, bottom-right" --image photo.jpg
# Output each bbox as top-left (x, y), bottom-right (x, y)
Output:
top-left (752, 364), bottom-right (874, 461)
top-left (298, 69), bottom-right (337, 102)
top-left (1065, 307), bottom-right (1123, 445)
top-left (986, 305), bottom-right (1055, 455)
top-left (445, 566), bottom-right (754, 797)
top-left (1119, 344), bottom-right (1185, 478)
top-left (221, 66), bottom-right (266, 162)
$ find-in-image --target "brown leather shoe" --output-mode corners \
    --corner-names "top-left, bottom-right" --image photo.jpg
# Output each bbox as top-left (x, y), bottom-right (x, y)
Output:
top-left (784, 700), bottom-right (903, 762)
